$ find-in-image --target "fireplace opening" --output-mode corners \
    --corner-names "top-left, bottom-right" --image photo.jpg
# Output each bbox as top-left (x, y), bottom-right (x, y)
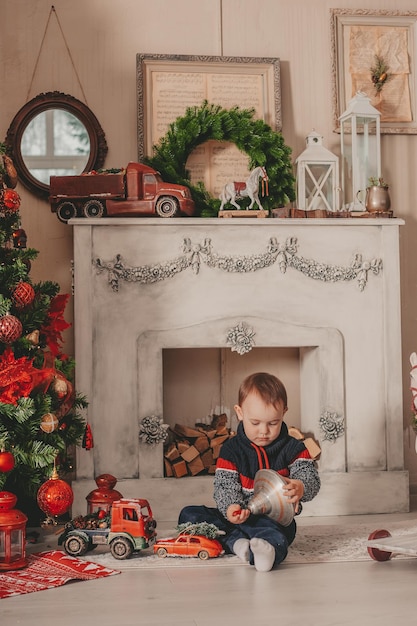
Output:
top-left (162, 347), bottom-right (301, 431)
top-left (161, 347), bottom-right (302, 478)
top-left (138, 319), bottom-right (345, 479)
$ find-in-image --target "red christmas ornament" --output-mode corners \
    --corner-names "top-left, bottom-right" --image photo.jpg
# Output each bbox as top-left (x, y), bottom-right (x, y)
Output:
top-left (37, 468), bottom-right (73, 518)
top-left (82, 423), bottom-right (94, 450)
top-left (11, 282), bottom-right (35, 309)
top-left (0, 451), bottom-right (15, 473)
top-left (1, 188), bottom-right (20, 213)
top-left (0, 315), bottom-right (23, 343)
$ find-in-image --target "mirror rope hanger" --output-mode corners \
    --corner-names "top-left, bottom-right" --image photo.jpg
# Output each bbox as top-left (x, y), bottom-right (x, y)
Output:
top-left (26, 5), bottom-right (88, 105)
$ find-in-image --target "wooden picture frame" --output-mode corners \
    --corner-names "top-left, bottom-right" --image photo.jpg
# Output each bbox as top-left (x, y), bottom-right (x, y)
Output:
top-left (136, 53), bottom-right (281, 161)
top-left (330, 9), bottom-right (417, 134)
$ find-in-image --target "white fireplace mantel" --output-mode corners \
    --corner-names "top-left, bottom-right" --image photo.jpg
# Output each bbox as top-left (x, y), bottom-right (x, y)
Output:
top-left (71, 217), bottom-right (408, 520)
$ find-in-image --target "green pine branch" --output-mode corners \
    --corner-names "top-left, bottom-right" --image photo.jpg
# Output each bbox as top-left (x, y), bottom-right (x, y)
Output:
top-left (176, 521), bottom-right (225, 539)
top-left (145, 101), bottom-right (295, 216)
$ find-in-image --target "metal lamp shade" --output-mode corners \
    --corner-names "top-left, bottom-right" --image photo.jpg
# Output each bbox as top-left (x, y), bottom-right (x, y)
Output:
top-left (247, 469), bottom-right (295, 526)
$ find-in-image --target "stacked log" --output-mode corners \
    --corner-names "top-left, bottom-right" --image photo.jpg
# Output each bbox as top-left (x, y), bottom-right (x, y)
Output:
top-left (164, 414), bottom-right (235, 478)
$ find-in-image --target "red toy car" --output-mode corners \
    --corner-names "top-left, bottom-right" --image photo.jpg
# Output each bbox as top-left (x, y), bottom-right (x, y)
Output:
top-left (153, 533), bottom-right (224, 560)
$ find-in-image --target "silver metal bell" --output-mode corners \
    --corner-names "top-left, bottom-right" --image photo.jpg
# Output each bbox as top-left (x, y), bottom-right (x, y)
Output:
top-left (247, 469), bottom-right (295, 526)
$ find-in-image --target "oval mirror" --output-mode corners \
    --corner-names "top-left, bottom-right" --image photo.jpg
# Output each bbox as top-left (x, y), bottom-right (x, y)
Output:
top-left (5, 92), bottom-right (108, 200)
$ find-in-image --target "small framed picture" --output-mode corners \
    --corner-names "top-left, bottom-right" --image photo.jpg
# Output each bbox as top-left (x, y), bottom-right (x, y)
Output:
top-left (331, 8), bottom-right (417, 134)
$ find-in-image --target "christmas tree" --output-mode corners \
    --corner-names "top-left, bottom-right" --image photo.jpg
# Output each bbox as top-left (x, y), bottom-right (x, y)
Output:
top-left (0, 144), bottom-right (87, 520)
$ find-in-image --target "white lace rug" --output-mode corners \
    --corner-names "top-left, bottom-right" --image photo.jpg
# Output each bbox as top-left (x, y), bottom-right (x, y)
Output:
top-left (76, 519), bottom-right (417, 569)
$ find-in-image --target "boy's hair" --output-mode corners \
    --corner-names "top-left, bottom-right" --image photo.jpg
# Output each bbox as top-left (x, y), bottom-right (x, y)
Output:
top-left (238, 372), bottom-right (288, 410)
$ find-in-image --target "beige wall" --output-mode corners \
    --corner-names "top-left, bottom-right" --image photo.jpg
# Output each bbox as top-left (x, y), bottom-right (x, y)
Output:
top-left (2, 0), bottom-right (417, 489)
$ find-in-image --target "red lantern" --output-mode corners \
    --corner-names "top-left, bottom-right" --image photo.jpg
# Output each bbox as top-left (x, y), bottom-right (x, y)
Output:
top-left (37, 468), bottom-right (73, 520)
top-left (86, 474), bottom-right (123, 516)
top-left (0, 491), bottom-right (27, 571)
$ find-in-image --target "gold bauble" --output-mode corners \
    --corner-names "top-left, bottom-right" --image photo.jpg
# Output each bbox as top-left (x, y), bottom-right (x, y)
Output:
top-left (40, 413), bottom-right (59, 433)
top-left (52, 377), bottom-right (68, 399)
top-left (26, 329), bottom-right (40, 346)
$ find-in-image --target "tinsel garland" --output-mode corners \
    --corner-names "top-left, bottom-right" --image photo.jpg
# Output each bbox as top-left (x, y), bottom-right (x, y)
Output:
top-left (144, 101), bottom-right (295, 216)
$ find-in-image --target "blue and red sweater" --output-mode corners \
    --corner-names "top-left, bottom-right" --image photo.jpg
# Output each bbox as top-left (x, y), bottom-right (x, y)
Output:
top-left (213, 422), bottom-right (320, 517)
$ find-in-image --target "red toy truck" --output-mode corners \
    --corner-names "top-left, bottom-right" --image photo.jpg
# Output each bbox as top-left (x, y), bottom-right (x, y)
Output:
top-left (58, 498), bottom-right (157, 560)
top-left (49, 162), bottom-right (195, 222)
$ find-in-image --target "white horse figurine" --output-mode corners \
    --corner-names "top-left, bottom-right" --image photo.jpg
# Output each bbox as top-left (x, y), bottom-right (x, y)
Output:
top-left (219, 166), bottom-right (269, 211)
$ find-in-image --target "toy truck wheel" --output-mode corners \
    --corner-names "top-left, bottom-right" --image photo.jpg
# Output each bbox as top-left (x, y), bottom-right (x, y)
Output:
top-left (156, 547), bottom-right (168, 558)
top-left (83, 199), bottom-right (105, 218)
top-left (56, 201), bottom-right (77, 223)
top-left (367, 529), bottom-right (392, 561)
top-left (110, 536), bottom-right (133, 560)
top-left (63, 534), bottom-right (88, 556)
top-left (155, 196), bottom-right (179, 218)
top-left (198, 550), bottom-right (210, 560)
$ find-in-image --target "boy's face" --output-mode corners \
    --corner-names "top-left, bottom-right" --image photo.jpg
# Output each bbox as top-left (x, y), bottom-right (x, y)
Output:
top-left (234, 391), bottom-right (287, 447)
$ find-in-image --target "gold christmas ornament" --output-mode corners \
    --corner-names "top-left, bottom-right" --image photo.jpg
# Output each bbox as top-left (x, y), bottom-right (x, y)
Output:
top-left (25, 329), bottom-right (40, 346)
top-left (52, 376), bottom-right (68, 399)
top-left (40, 413), bottom-right (59, 433)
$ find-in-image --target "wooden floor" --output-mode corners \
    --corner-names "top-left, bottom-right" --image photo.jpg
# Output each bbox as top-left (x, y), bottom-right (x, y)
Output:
top-left (3, 503), bottom-right (417, 626)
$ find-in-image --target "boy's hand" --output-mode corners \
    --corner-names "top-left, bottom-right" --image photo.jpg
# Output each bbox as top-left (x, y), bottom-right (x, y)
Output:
top-left (226, 503), bottom-right (250, 524)
top-left (282, 477), bottom-right (304, 513)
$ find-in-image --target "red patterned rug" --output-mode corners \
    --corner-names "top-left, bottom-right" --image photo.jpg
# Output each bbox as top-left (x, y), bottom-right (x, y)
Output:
top-left (0, 550), bottom-right (120, 599)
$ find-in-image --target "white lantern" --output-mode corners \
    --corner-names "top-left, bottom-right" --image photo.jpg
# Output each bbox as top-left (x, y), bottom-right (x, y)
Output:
top-left (339, 92), bottom-right (381, 211)
top-left (295, 130), bottom-right (339, 212)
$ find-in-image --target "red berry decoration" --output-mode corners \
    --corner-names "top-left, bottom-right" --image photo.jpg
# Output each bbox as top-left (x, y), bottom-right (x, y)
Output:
top-left (0, 314), bottom-right (23, 343)
top-left (37, 468), bottom-right (74, 518)
top-left (0, 451), bottom-right (15, 473)
top-left (11, 282), bottom-right (35, 309)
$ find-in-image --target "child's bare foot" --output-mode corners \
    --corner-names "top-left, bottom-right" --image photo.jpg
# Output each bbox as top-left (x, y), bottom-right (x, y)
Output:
top-left (250, 538), bottom-right (275, 571)
top-left (233, 538), bottom-right (250, 562)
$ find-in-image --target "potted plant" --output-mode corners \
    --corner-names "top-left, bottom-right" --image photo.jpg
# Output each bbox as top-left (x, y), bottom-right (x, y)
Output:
top-left (368, 176), bottom-right (389, 188)
top-left (366, 177), bottom-right (391, 213)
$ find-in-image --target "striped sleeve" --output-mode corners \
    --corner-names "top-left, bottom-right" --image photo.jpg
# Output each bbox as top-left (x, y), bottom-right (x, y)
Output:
top-left (289, 458), bottom-right (321, 502)
top-left (213, 466), bottom-right (247, 517)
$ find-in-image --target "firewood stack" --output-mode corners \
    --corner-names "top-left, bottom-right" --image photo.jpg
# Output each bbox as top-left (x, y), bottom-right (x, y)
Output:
top-left (164, 414), bottom-right (235, 478)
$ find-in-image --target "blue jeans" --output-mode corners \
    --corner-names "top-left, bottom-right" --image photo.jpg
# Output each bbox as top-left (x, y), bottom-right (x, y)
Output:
top-left (178, 505), bottom-right (296, 567)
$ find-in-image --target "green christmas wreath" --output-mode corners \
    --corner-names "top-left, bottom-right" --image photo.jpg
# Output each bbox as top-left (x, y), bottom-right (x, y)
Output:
top-left (144, 101), bottom-right (295, 216)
